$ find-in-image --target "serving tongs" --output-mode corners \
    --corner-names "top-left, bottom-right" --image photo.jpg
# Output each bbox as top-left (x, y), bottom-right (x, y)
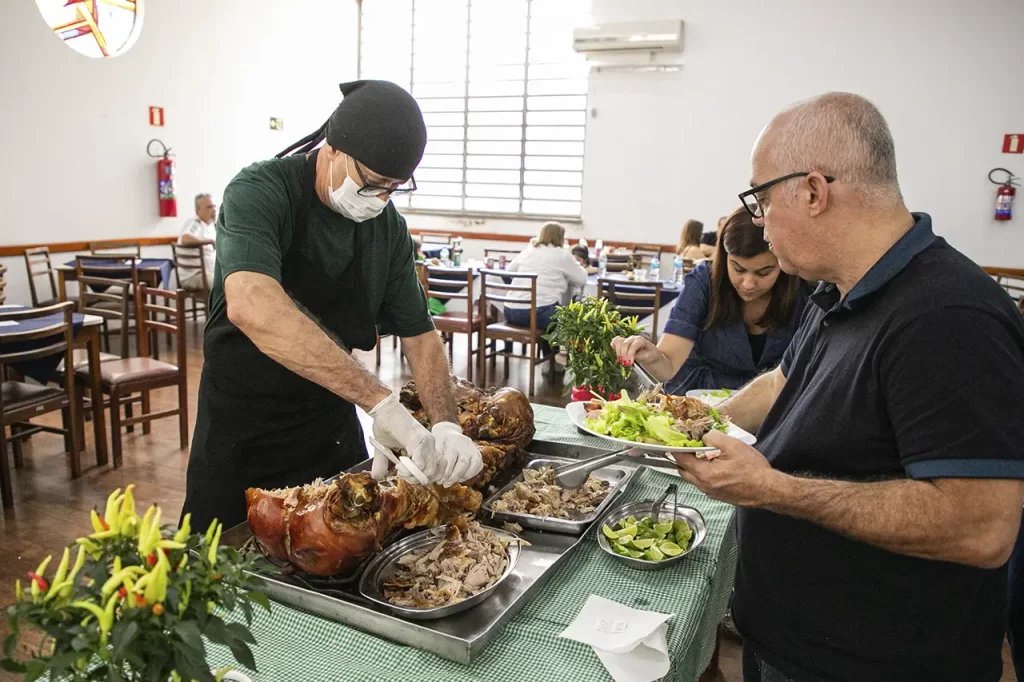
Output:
top-left (552, 447), bottom-right (633, 488)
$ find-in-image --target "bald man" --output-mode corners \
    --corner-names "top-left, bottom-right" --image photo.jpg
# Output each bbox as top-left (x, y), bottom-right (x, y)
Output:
top-left (673, 93), bottom-right (1024, 682)
top-left (178, 193), bottom-right (217, 289)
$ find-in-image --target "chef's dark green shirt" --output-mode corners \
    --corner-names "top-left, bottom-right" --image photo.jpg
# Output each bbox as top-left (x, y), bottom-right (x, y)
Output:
top-left (206, 154), bottom-right (433, 339)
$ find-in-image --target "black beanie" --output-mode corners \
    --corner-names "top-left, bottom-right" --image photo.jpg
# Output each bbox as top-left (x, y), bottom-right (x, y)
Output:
top-left (325, 80), bottom-right (427, 180)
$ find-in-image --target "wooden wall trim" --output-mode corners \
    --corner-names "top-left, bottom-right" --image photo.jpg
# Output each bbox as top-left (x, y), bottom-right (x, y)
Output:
top-left (983, 266), bottom-right (1024, 278)
top-left (407, 228), bottom-right (677, 253)
top-left (0, 236), bottom-right (178, 258)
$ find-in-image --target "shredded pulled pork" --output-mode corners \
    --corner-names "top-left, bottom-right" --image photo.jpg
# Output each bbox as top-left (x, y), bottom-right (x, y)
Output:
top-left (383, 517), bottom-right (511, 608)
top-left (490, 466), bottom-right (611, 519)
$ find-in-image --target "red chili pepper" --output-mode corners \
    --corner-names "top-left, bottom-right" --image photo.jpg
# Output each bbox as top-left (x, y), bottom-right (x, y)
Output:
top-left (160, 548), bottom-right (170, 557)
top-left (135, 594), bottom-right (147, 607)
top-left (211, 574), bottom-right (222, 581)
top-left (146, 553), bottom-right (157, 567)
top-left (152, 603), bottom-right (165, 616)
top-left (98, 517), bottom-right (110, 532)
top-left (117, 587), bottom-right (127, 599)
top-left (27, 573), bottom-right (48, 592)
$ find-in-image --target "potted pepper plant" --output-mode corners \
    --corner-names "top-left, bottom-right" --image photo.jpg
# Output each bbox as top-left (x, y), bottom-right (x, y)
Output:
top-left (1, 485), bottom-right (270, 682)
top-left (545, 296), bottom-right (642, 401)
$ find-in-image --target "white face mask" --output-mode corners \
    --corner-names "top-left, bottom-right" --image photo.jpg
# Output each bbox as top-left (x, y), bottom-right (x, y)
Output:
top-left (326, 156), bottom-right (388, 222)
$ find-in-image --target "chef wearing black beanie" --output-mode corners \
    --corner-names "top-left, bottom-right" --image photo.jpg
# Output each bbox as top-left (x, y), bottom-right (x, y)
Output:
top-left (181, 81), bottom-right (483, 531)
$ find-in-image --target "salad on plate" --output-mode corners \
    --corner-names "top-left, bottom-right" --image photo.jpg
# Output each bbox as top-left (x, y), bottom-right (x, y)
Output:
top-left (583, 387), bottom-right (730, 450)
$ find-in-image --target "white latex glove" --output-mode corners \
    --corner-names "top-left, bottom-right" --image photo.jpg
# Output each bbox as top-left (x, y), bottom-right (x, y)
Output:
top-left (368, 393), bottom-right (441, 484)
top-left (432, 422), bottom-right (484, 487)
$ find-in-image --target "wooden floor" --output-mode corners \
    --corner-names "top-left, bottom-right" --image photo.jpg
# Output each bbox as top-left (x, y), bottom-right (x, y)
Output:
top-left (0, 321), bottom-right (1017, 681)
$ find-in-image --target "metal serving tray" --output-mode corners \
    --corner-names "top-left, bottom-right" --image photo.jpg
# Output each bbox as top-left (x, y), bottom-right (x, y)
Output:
top-left (481, 456), bottom-right (635, 535)
top-left (222, 439), bottom-right (636, 663)
top-left (358, 525), bottom-right (522, 620)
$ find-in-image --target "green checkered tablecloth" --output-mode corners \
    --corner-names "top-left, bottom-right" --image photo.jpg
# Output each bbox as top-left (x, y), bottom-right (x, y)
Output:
top-left (206, 405), bottom-right (738, 682)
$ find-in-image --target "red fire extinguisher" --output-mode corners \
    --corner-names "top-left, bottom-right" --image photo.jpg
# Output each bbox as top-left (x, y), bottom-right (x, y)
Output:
top-left (147, 139), bottom-right (177, 218)
top-left (989, 167), bottom-right (1020, 221)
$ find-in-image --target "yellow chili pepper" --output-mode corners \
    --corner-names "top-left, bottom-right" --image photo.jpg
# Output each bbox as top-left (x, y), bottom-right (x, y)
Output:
top-left (100, 566), bottom-right (146, 597)
top-left (204, 518), bottom-right (219, 545)
top-left (172, 513), bottom-right (192, 543)
top-left (14, 579), bottom-right (22, 601)
top-left (90, 509), bottom-right (108, 534)
top-left (67, 545), bottom-right (87, 584)
top-left (206, 523), bottom-right (223, 566)
top-left (102, 488), bottom-right (122, 534)
top-left (29, 555), bottom-right (52, 602)
top-left (51, 547), bottom-right (71, 586)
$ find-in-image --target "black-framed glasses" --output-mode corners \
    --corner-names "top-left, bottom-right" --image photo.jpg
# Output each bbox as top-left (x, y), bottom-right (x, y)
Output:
top-left (738, 172), bottom-right (835, 219)
top-left (351, 157), bottom-right (417, 197)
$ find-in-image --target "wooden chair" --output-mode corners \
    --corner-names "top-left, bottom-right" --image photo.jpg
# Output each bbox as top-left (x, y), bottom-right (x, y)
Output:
top-left (603, 253), bottom-right (632, 274)
top-left (75, 255), bottom-right (139, 354)
top-left (0, 264), bottom-right (6, 305)
top-left (420, 234), bottom-right (452, 246)
top-left (479, 269), bottom-right (552, 397)
top-left (0, 302), bottom-right (80, 508)
top-left (632, 244), bottom-right (665, 263)
top-left (483, 248), bottom-right (521, 262)
top-left (75, 285), bottom-right (188, 468)
top-left (989, 269), bottom-right (1024, 313)
top-left (89, 241), bottom-right (142, 258)
top-left (24, 247), bottom-right (59, 307)
top-left (599, 278), bottom-right (663, 343)
top-left (171, 243), bottom-right (211, 321)
top-left (424, 266), bottom-right (486, 383)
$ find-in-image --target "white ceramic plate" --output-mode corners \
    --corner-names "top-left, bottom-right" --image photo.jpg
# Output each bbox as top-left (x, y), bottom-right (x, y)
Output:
top-left (566, 400), bottom-right (756, 453)
top-left (685, 388), bottom-right (733, 408)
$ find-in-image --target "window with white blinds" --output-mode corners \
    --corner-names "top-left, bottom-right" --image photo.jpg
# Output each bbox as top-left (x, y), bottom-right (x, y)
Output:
top-left (359, 0), bottom-right (591, 218)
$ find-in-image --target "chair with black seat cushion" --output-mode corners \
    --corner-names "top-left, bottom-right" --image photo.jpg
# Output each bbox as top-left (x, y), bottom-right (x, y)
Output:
top-left (24, 247), bottom-right (59, 308)
top-left (0, 302), bottom-right (80, 508)
top-left (75, 285), bottom-right (188, 467)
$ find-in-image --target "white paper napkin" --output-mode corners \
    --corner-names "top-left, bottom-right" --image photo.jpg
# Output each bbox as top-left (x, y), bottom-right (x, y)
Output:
top-left (559, 595), bottom-right (674, 682)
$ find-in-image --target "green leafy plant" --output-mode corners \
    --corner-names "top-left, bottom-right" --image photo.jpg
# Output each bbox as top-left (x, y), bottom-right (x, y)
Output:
top-left (545, 296), bottom-right (641, 397)
top-left (1, 485), bottom-right (270, 682)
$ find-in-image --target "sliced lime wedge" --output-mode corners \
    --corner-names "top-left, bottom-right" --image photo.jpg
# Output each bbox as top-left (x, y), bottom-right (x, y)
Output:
top-left (645, 545), bottom-right (665, 562)
top-left (615, 535), bottom-right (635, 547)
top-left (627, 549), bottom-right (645, 559)
top-left (630, 538), bottom-right (656, 550)
top-left (602, 524), bottom-right (619, 540)
top-left (653, 521), bottom-right (674, 536)
top-left (673, 520), bottom-right (689, 533)
top-left (659, 541), bottom-right (683, 557)
top-left (615, 524), bottom-right (638, 538)
top-left (623, 516), bottom-right (638, 528)
top-left (613, 544), bottom-right (630, 556)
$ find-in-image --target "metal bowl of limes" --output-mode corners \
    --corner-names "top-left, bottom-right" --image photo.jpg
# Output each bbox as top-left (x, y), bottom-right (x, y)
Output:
top-left (596, 500), bottom-right (707, 570)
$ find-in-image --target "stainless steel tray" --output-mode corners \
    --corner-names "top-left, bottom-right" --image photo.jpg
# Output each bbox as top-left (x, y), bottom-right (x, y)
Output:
top-left (481, 456), bottom-right (635, 535)
top-left (596, 499), bottom-right (707, 571)
top-left (223, 439), bottom-right (636, 663)
top-left (358, 525), bottom-right (522, 620)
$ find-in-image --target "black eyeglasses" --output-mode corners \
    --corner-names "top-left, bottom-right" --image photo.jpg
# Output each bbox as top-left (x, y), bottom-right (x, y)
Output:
top-left (738, 172), bottom-right (835, 219)
top-left (351, 158), bottom-right (417, 197)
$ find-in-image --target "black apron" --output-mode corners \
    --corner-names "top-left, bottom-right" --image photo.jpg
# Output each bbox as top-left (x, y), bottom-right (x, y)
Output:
top-left (181, 150), bottom-right (378, 530)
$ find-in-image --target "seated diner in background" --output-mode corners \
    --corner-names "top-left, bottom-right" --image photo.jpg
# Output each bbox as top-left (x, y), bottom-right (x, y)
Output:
top-left (504, 221), bottom-right (588, 347)
top-left (177, 192), bottom-right (218, 289)
top-left (677, 218), bottom-right (715, 261)
top-left (612, 207), bottom-right (807, 393)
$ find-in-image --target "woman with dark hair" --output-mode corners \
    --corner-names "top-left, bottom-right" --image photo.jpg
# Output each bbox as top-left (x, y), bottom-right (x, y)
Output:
top-left (613, 207), bottom-right (808, 393)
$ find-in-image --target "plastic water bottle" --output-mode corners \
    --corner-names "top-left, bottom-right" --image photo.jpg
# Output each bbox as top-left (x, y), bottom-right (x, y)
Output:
top-left (595, 239), bottom-right (604, 259)
top-left (598, 249), bottom-right (608, 276)
top-left (649, 255), bottom-right (661, 282)
top-left (673, 255), bottom-right (684, 284)
top-left (440, 246), bottom-right (450, 266)
top-left (579, 237), bottom-right (588, 249)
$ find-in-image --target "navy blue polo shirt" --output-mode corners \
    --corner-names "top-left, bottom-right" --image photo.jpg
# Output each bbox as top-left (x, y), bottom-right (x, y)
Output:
top-left (663, 261), bottom-right (807, 393)
top-left (733, 213), bottom-right (1024, 682)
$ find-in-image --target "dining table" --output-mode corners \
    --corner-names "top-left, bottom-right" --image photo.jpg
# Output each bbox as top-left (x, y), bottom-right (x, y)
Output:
top-left (203, 404), bottom-right (736, 681)
top-left (54, 257), bottom-right (176, 302)
top-left (584, 274), bottom-right (682, 337)
top-left (0, 304), bottom-right (109, 473)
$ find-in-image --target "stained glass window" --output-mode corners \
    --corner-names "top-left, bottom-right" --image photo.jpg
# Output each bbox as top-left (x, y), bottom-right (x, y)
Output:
top-left (35, 0), bottom-right (143, 59)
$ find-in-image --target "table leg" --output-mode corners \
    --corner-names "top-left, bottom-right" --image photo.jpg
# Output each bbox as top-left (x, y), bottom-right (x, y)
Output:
top-left (84, 327), bottom-right (109, 466)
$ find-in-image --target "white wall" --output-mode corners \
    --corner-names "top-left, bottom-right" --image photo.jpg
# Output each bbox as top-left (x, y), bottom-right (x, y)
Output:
top-left (410, 0), bottom-right (1024, 268)
top-left (0, 0), bottom-right (358, 304)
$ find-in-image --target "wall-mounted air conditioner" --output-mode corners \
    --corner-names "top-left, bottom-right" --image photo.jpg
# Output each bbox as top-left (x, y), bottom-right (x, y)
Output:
top-left (572, 20), bottom-right (684, 57)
